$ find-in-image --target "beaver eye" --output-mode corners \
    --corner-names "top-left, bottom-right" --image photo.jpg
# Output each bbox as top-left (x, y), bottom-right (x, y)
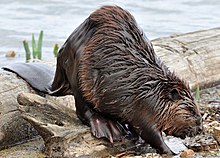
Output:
top-left (168, 89), bottom-right (181, 101)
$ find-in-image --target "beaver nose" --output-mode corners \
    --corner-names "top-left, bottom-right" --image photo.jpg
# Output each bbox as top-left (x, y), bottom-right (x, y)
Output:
top-left (196, 115), bottom-right (202, 126)
top-left (195, 116), bottom-right (203, 134)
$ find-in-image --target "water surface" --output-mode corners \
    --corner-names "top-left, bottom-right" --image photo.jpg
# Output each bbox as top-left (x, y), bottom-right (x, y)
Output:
top-left (1, 0), bottom-right (220, 65)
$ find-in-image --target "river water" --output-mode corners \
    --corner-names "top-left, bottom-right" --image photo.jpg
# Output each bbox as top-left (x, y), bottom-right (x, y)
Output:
top-left (0, 0), bottom-right (220, 66)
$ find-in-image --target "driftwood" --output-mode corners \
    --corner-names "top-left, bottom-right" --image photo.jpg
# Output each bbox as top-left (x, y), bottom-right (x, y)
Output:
top-left (152, 27), bottom-right (220, 90)
top-left (17, 93), bottom-right (119, 157)
top-left (0, 70), bottom-right (38, 150)
top-left (18, 92), bottom-right (169, 157)
top-left (0, 28), bottom-right (220, 155)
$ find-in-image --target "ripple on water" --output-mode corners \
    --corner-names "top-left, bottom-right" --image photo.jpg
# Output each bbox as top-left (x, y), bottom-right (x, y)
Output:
top-left (1, 0), bottom-right (220, 66)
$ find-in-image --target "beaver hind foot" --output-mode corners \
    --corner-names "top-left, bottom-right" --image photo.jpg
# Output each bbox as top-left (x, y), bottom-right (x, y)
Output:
top-left (84, 107), bottom-right (138, 143)
top-left (89, 113), bottom-right (123, 143)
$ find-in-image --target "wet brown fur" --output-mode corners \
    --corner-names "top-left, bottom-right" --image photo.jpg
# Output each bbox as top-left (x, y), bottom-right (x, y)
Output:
top-left (78, 5), bottom-right (201, 137)
top-left (51, 5), bottom-right (202, 154)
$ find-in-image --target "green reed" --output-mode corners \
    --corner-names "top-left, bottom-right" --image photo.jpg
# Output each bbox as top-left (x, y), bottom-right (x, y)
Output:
top-left (23, 30), bottom-right (43, 61)
top-left (53, 43), bottom-right (59, 57)
top-left (196, 84), bottom-right (200, 102)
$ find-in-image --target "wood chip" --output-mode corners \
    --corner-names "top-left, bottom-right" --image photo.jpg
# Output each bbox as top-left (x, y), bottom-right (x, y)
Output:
top-left (180, 149), bottom-right (194, 157)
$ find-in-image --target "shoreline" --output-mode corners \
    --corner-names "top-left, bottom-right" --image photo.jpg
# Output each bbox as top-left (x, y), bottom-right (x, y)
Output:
top-left (0, 27), bottom-right (220, 157)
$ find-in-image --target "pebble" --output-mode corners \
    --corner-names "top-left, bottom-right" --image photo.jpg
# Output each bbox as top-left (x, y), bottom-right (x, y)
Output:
top-left (94, 145), bottom-right (106, 151)
top-left (213, 127), bottom-right (220, 144)
top-left (142, 153), bottom-right (162, 158)
top-left (218, 90), bottom-right (220, 96)
top-left (208, 121), bottom-right (219, 126)
top-left (5, 50), bottom-right (16, 57)
top-left (184, 135), bottom-right (218, 152)
top-left (180, 149), bottom-right (194, 157)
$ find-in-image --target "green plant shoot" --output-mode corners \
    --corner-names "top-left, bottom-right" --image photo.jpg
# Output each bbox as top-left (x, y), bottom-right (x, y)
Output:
top-left (37, 30), bottom-right (43, 59)
top-left (32, 31), bottom-right (43, 60)
top-left (23, 40), bottom-right (31, 62)
top-left (53, 43), bottom-right (59, 57)
top-left (196, 84), bottom-right (200, 102)
top-left (32, 33), bottom-right (37, 59)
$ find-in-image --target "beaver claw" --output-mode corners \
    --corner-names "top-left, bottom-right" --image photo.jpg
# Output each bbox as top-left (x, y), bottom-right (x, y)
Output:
top-left (89, 114), bottom-right (124, 143)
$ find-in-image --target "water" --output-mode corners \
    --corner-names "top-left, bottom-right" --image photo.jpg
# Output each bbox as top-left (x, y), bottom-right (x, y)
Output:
top-left (1, 0), bottom-right (220, 66)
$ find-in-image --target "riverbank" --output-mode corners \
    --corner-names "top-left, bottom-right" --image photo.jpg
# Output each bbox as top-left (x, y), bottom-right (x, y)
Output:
top-left (0, 27), bottom-right (219, 157)
top-left (0, 85), bottom-right (219, 158)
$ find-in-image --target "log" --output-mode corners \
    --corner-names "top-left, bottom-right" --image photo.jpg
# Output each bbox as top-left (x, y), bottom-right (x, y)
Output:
top-left (0, 69), bottom-right (38, 150)
top-left (152, 27), bottom-right (220, 90)
top-left (0, 28), bottom-right (220, 154)
top-left (17, 92), bottom-right (149, 157)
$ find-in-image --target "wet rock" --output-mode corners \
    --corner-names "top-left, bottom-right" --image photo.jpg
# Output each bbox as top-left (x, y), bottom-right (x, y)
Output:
top-left (164, 136), bottom-right (187, 154)
top-left (5, 50), bottom-right (16, 57)
top-left (180, 149), bottom-right (194, 157)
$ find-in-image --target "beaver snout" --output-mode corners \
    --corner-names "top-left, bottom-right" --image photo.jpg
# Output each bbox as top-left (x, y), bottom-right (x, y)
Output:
top-left (172, 114), bottom-right (203, 139)
top-left (195, 114), bottom-right (203, 132)
top-left (178, 125), bottom-right (202, 139)
top-left (188, 115), bottom-right (203, 137)
top-left (196, 115), bottom-right (203, 125)
top-left (187, 121), bottom-right (203, 138)
top-left (195, 115), bottom-right (203, 134)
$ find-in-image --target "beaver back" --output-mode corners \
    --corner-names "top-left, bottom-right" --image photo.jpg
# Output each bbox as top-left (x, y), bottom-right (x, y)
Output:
top-left (79, 6), bottom-right (181, 118)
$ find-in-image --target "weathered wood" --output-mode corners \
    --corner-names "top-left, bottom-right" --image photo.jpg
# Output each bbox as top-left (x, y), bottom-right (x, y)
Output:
top-left (152, 27), bottom-right (220, 90)
top-left (0, 69), bottom-right (38, 150)
top-left (17, 92), bottom-right (146, 157)
top-left (17, 92), bottom-right (84, 157)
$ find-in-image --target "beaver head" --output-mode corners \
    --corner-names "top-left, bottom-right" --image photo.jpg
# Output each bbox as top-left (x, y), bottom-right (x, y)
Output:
top-left (161, 82), bottom-right (202, 138)
top-left (141, 79), bottom-right (203, 139)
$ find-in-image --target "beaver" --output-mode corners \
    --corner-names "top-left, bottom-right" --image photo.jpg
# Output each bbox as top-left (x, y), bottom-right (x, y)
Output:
top-left (2, 5), bottom-right (202, 155)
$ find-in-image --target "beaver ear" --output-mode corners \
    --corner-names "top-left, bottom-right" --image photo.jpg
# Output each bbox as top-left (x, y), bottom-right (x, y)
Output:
top-left (168, 88), bottom-right (181, 101)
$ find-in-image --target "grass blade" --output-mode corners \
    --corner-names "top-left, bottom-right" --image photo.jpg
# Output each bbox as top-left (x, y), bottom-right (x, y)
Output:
top-left (23, 40), bottom-right (31, 62)
top-left (37, 30), bottom-right (43, 60)
top-left (32, 33), bottom-right (37, 59)
top-left (196, 84), bottom-right (200, 102)
top-left (53, 43), bottom-right (59, 57)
